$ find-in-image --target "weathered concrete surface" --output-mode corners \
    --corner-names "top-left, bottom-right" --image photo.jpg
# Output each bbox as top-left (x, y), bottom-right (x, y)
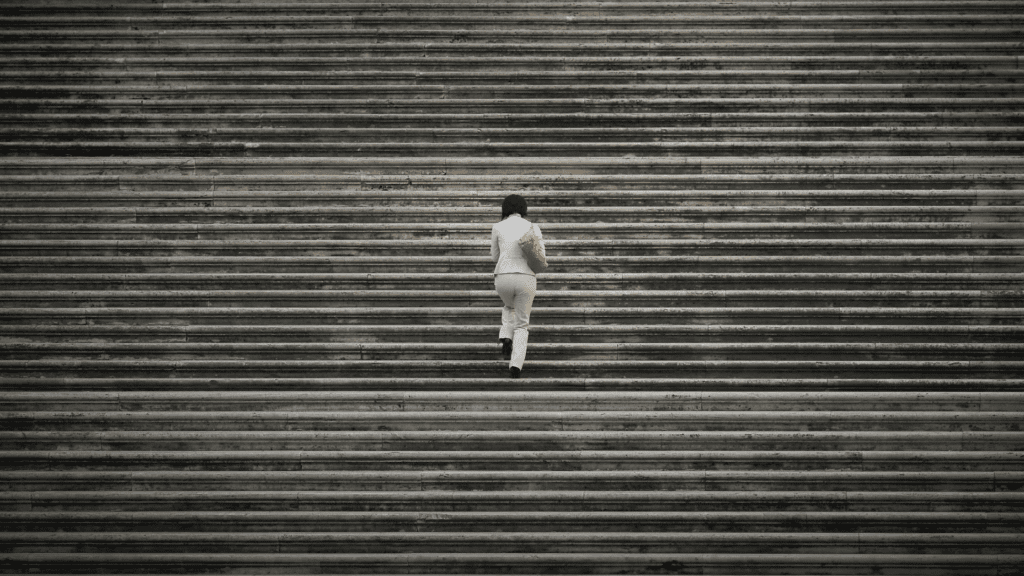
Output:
top-left (0, 0), bottom-right (1022, 573)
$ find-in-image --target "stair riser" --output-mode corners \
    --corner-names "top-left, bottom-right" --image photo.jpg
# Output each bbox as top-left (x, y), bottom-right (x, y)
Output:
top-left (7, 4), bottom-right (1023, 16)
top-left (1, 517), bottom-right (1021, 535)
top-left (3, 279), bottom-right (1020, 291)
top-left (3, 539), bottom-right (1021, 555)
top-left (4, 311), bottom-right (1019, 326)
top-left (6, 86), bottom-right (1024, 99)
top-left (4, 192), bottom-right (1018, 207)
top-left (9, 209), bottom-right (1018, 223)
top-left (4, 164), bottom-right (1024, 178)
top-left (10, 443), bottom-right (1018, 453)
top-left (4, 262), bottom-right (1023, 273)
top-left (6, 175), bottom-right (1023, 192)
top-left (4, 14), bottom-right (1019, 25)
top-left (6, 246), bottom-right (1023, 257)
top-left (2, 16), bottom-right (1019, 31)
top-left (9, 475), bottom-right (999, 487)
top-left (0, 554), bottom-right (1019, 576)
top-left (10, 142), bottom-right (1024, 157)
top-left (8, 501), bottom-right (1018, 514)
top-left (4, 416), bottom-right (1018, 433)
top-left (3, 376), bottom-right (1020, 390)
top-left (4, 193), bottom-right (1020, 206)
top-left (8, 100), bottom-right (1024, 115)
top-left (6, 129), bottom-right (1024, 145)
top-left (8, 71), bottom-right (1024, 87)
top-left (6, 229), bottom-right (1019, 242)
top-left (5, 495), bottom-right (1022, 513)
top-left (6, 433), bottom-right (1021, 451)
top-left (4, 347), bottom-right (1022, 362)
top-left (0, 78), bottom-right (985, 92)
top-left (6, 45), bottom-right (1024, 58)
top-left (6, 393), bottom-right (1022, 412)
top-left (3, 454), bottom-right (1018, 472)
top-left (4, 294), bottom-right (1020, 308)
top-left (3, 362), bottom-right (1020, 379)
top-left (5, 29), bottom-right (1021, 43)
top-left (7, 230), bottom-right (1014, 241)
top-left (5, 329), bottom-right (1019, 344)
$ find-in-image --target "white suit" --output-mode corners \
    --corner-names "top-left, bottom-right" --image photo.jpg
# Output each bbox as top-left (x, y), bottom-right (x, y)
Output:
top-left (490, 214), bottom-right (545, 370)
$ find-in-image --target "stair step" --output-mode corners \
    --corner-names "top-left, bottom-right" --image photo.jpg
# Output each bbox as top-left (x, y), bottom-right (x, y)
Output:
top-left (9, 141), bottom-right (1024, 157)
top-left (3, 341), bottom-right (1022, 362)
top-left (1, 273), bottom-right (1020, 291)
top-left (5, 127), bottom-right (1024, 145)
top-left (5, 239), bottom-right (1023, 258)
top-left (5, 391), bottom-right (1021, 411)
top-left (7, 205), bottom-right (1018, 222)
top-left (18, 156), bottom-right (1007, 176)
top-left (7, 111), bottom-right (1021, 129)
top-left (5, 41), bottom-right (1023, 57)
top-left (3, 359), bottom-right (1020, 378)
top-left (5, 11), bottom-right (1019, 23)
top-left (4, 489), bottom-right (1022, 511)
top-left (4, 324), bottom-right (1020, 344)
top-left (3, 289), bottom-right (1020, 308)
top-left (9, 69), bottom-right (1023, 84)
top-left (5, 83), bottom-right (1023, 98)
top-left (3, 14), bottom-right (1019, 31)
top-left (5, 173), bottom-right (1023, 193)
top-left (4, 450), bottom-right (1020, 472)
top-left (6, 63), bottom-right (1015, 79)
top-left (1, 510), bottom-right (1022, 532)
top-left (3, 377), bottom-right (1020, 392)
top-left (8, 54), bottom-right (1019, 67)
top-left (5, 1), bottom-right (1021, 15)
top-left (2, 531), bottom-right (1022, 554)
top-left (5, 25), bottom-right (1020, 43)
top-left (7, 223), bottom-right (1019, 241)
top-left (1, 551), bottom-right (1022, 575)
top-left (4, 306), bottom-right (1019, 326)
top-left (3, 256), bottom-right (1023, 274)
top-left (3, 410), bottom-right (1019, 432)
top-left (2, 189), bottom-right (1020, 207)
top-left (8, 98), bottom-right (1024, 115)
top-left (5, 429), bottom-right (1023, 451)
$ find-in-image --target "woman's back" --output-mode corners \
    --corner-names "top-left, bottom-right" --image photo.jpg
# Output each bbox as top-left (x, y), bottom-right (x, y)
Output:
top-left (491, 213), bottom-right (542, 276)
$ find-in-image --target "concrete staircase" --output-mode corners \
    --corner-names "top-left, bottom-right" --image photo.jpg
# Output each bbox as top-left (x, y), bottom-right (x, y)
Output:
top-left (1, 1), bottom-right (1023, 574)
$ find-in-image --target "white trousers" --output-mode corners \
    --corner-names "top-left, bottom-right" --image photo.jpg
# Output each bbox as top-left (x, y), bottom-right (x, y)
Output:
top-left (494, 273), bottom-right (536, 370)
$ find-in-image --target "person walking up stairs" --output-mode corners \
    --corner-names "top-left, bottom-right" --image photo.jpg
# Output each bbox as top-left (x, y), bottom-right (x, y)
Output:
top-left (492, 194), bottom-right (546, 379)
top-left (0, 0), bottom-right (1022, 574)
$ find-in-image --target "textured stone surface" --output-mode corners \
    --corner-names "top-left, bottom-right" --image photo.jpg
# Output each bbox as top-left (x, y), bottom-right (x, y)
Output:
top-left (0, 0), bottom-right (1022, 573)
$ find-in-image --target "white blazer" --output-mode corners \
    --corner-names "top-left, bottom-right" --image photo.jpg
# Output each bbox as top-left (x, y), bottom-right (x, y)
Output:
top-left (491, 214), bottom-right (546, 276)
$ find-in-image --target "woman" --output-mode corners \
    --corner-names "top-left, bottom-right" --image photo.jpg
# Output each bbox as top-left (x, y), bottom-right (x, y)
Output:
top-left (491, 194), bottom-right (545, 379)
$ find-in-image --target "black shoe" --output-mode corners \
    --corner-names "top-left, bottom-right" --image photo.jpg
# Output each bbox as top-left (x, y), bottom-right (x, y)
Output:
top-left (499, 338), bottom-right (512, 360)
top-left (509, 367), bottom-right (521, 379)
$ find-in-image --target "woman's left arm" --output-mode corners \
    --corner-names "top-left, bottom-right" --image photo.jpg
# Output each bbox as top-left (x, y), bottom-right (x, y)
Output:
top-left (535, 225), bottom-right (546, 259)
top-left (490, 225), bottom-right (500, 262)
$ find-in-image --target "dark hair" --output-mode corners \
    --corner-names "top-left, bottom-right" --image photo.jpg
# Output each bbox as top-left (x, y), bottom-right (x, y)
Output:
top-left (501, 194), bottom-right (528, 220)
